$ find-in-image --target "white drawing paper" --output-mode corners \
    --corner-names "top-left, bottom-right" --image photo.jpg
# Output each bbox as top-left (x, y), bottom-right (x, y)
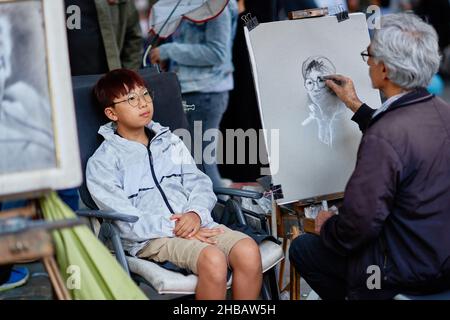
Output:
top-left (245, 13), bottom-right (381, 204)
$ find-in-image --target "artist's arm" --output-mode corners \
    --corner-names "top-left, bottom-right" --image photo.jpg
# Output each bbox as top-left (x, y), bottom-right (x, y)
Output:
top-left (351, 104), bottom-right (376, 132)
top-left (325, 75), bottom-right (376, 132)
top-left (157, 7), bottom-right (231, 66)
top-left (319, 133), bottom-right (402, 256)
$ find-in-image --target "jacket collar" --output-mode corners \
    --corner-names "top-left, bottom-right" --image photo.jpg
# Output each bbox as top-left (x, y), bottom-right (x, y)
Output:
top-left (98, 121), bottom-right (170, 146)
top-left (369, 88), bottom-right (434, 127)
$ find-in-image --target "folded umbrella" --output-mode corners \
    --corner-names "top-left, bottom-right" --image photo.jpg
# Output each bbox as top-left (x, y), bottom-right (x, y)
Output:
top-left (40, 192), bottom-right (147, 300)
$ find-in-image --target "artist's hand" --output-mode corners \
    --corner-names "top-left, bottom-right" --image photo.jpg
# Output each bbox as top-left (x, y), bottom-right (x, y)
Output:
top-left (191, 227), bottom-right (225, 244)
top-left (314, 210), bottom-right (335, 235)
top-left (150, 48), bottom-right (161, 65)
top-left (171, 211), bottom-right (201, 238)
top-left (325, 75), bottom-right (364, 113)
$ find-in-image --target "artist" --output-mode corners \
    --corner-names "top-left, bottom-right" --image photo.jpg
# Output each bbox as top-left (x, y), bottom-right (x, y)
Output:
top-left (289, 13), bottom-right (450, 300)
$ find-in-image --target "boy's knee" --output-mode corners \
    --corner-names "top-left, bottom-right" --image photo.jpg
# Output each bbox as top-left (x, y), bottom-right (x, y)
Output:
top-left (233, 238), bottom-right (261, 262)
top-left (230, 238), bottom-right (262, 272)
top-left (197, 246), bottom-right (227, 279)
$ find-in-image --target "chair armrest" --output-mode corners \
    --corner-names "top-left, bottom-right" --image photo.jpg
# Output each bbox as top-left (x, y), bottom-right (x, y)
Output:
top-left (213, 187), bottom-right (263, 199)
top-left (76, 210), bottom-right (139, 223)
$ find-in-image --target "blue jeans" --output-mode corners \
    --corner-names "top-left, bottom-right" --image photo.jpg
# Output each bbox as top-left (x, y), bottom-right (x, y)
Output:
top-left (183, 91), bottom-right (229, 188)
top-left (289, 233), bottom-right (348, 300)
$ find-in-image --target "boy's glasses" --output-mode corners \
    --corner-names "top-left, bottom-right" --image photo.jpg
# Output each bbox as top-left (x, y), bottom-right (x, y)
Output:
top-left (111, 90), bottom-right (153, 108)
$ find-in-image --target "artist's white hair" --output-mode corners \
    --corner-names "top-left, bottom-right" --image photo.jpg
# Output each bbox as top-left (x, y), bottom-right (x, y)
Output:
top-left (371, 13), bottom-right (441, 89)
top-left (0, 15), bottom-right (12, 79)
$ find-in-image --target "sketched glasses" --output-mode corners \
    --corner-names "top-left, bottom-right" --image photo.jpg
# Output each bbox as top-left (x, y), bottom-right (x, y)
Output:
top-left (305, 77), bottom-right (326, 91)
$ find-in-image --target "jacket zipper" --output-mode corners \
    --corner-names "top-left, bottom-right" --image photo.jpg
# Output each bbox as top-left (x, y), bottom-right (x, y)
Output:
top-left (147, 146), bottom-right (175, 214)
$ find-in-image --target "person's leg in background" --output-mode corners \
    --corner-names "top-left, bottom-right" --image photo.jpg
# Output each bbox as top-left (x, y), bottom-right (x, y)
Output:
top-left (183, 91), bottom-right (229, 188)
top-left (0, 201), bottom-right (30, 291)
top-left (289, 233), bottom-right (348, 300)
top-left (57, 188), bottom-right (80, 211)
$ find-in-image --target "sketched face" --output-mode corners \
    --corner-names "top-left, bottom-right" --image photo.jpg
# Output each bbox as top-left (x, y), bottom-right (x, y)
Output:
top-left (302, 56), bottom-right (343, 118)
top-left (304, 69), bottom-right (327, 101)
top-left (301, 56), bottom-right (345, 147)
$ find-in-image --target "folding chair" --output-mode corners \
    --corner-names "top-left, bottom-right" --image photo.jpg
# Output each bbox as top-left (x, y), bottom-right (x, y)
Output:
top-left (72, 68), bottom-right (284, 299)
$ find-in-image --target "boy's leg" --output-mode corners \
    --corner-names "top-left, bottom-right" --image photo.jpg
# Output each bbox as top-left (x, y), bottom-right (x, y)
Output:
top-left (138, 237), bottom-right (228, 300)
top-left (289, 233), bottom-right (348, 300)
top-left (211, 225), bottom-right (263, 300)
top-left (228, 238), bottom-right (262, 300)
top-left (196, 246), bottom-right (228, 300)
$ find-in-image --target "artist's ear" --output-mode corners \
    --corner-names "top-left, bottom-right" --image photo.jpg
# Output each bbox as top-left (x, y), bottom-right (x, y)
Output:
top-left (381, 62), bottom-right (389, 80)
top-left (104, 107), bottom-right (118, 121)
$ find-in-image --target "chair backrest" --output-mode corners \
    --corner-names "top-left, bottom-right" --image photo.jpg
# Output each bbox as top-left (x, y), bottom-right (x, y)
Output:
top-left (72, 68), bottom-right (189, 209)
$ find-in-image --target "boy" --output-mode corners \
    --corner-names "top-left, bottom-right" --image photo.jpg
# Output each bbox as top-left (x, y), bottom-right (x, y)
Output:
top-left (86, 69), bottom-right (262, 299)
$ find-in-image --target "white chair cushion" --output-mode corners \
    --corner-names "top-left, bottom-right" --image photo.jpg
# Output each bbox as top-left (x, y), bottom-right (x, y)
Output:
top-left (127, 239), bottom-right (284, 295)
top-left (260, 240), bottom-right (285, 273)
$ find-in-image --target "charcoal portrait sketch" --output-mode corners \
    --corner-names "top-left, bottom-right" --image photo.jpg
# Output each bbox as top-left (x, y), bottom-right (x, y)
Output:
top-left (0, 3), bottom-right (55, 175)
top-left (0, 0), bottom-right (82, 200)
top-left (244, 14), bottom-right (382, 203)
top-left (301, 56), bottom-right (345, 147)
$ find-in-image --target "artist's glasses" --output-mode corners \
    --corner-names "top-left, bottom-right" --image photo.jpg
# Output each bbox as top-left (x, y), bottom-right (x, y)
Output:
top-left (111, 90), bottom-right (153, 108)
top-left (305, 77), bottom-right (326, 91)
top-left (360, 50), bottom-right (374, 63)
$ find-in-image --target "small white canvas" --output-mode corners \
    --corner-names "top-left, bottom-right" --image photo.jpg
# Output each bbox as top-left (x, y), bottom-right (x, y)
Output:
top-left (245, 13), bottom-right (381, 204)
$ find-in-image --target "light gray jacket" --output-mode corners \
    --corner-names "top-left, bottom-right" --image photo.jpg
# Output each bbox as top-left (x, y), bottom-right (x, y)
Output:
top-left (86, 121), bottom-right (218, 256)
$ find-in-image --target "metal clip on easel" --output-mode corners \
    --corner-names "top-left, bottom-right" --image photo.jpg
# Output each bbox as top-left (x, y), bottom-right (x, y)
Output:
top-left (241, 13), bottom-right (259, 31)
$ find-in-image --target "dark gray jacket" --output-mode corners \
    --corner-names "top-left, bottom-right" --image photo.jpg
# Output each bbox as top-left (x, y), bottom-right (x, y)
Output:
top-left (322, 88), bottom-right (450, 299)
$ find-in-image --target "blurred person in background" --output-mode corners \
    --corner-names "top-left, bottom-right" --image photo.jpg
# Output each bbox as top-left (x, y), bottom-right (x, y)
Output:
top-left (65, 0), bottom-right (142, 76)
top-left (150, 1), bottom-right (238, 188)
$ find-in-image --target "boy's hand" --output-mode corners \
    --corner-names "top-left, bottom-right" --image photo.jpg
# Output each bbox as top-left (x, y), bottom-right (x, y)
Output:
top-left (192, 227), bottom-right (224, 245)
top-left (171, 211), bottom-right (201, 238)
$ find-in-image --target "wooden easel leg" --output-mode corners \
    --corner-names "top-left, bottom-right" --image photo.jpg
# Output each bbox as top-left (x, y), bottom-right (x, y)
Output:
top-left (278, 234), bottom-right (288, 291)
top-left (42, 256), bottom-right (71, 300)
top-left (289, 225), bottom-right (301, 300)
top-left (290, 264), bottom-right (301, 300)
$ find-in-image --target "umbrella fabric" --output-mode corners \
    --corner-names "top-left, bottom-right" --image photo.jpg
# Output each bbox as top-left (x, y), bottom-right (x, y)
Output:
top-left (40, 192), bottom-right (147, 300)
top-left (149, 0), bottom-right (229, 38)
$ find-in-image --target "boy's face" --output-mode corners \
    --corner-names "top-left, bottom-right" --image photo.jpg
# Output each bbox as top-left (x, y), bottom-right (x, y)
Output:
top-left (104, 85), bottom-right (154, 129)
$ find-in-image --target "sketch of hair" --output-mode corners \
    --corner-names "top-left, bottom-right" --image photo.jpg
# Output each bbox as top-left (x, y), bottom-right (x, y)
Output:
top-left (301, 55), bottom-right (345, 146)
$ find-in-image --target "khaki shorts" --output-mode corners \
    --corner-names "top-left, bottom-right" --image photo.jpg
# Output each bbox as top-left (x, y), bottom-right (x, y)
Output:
top-left (137, 225), bottom-right (249, 274)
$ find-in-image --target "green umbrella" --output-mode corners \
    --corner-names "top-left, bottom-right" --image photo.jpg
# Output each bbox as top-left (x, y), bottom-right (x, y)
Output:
top-left (40, 192), bottom-right (148, 300)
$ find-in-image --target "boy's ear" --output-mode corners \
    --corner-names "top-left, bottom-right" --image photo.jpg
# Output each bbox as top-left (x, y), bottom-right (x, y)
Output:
top-left (104, 107), bottom-right (118, 121)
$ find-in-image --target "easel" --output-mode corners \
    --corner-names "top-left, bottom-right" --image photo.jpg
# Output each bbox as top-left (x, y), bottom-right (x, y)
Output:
top-left (242, 4), bottom-right (352, 300)
top-left (275, 192), bottom-right (344, 300)
top-left (0, 200), bottom-right (81, 300)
